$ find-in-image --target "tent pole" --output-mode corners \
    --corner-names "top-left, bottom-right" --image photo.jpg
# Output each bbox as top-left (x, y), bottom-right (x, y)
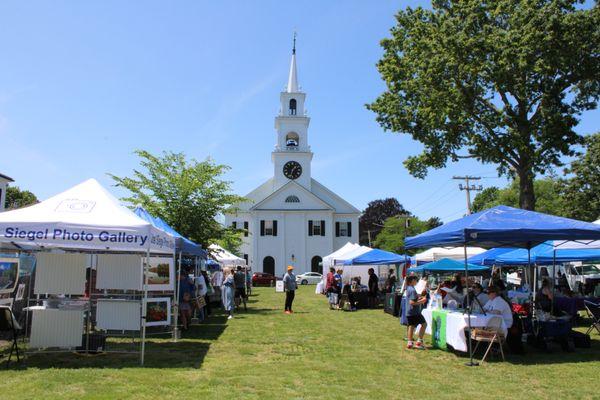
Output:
top-left (173, 251), bottom-right (182, 342)
top-left (141, 248), bottom-right (150, 366)
top-left (552, 249), bottom-right (556, 315)
top-left (464, 243), bottom-right (477, 367)
top-left (530, 247), bottom-right (536, 320)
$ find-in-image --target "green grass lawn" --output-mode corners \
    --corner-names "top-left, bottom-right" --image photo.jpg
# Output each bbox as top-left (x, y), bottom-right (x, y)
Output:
top-left (1, 286), bottom-right (599, 399)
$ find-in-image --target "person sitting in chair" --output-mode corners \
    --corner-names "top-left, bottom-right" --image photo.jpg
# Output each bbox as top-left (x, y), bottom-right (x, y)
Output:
top-left (463, 283), bottom-right (489, 314)
top-left (483, 286), bottom-right (513, 329)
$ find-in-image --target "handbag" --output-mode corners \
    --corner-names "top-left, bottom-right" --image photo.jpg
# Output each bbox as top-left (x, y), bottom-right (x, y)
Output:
top-left (195, 296), bottom-right (207, 308)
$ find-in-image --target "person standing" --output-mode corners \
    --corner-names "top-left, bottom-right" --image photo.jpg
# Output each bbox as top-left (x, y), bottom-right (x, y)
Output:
top-left (222, 268), bottom-right (235, 320)
top-left (283, 266), bottom-right (297, 314)
top-left (368, 268), bottom-right (379, 308)
top-left (195, 272), bottom-right (208, 321)
top-left (406, 275), bottom-right (428, 349)
top-left (234, 266), bottom-right (247, 311)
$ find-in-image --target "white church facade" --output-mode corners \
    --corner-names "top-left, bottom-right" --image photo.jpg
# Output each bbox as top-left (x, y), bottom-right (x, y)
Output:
top-left (225, 45), bottom-right (360, 276)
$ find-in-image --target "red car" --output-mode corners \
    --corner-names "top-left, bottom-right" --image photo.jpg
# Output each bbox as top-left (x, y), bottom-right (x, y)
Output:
top-left (252, 272), bottom-right (280, 286)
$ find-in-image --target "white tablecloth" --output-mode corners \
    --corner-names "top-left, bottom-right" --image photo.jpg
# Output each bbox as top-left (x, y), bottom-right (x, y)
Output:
top-left (422, 308), bottom-right (507, 352)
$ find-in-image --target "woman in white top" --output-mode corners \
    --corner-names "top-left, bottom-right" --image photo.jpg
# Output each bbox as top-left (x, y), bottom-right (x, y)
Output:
top-left (483, 285), bottom-right (513, 328)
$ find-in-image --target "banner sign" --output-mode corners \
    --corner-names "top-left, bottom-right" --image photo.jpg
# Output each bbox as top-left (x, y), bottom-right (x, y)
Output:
top-left (431, 309), bottom-right (448, 350)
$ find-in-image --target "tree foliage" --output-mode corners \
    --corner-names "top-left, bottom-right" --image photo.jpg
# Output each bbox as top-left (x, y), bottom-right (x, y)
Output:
top-left (373, 216), bottom-right (442, 255)
top-left (110, 150), bottom-right (245, 247)
top-left (561, 132), bottom-right (600, 221)
top-left (471, 177), bottom-right (565, 216)
top-left (359, 198), bottom-right (408, 245)
top-left (368, 0), bottom-right (600, 210)
top-left (5, 186), bottom-right (38, 210)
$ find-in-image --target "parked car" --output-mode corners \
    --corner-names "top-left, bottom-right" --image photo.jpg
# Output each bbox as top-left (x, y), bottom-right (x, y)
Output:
top-left (252, 272), bottom-right (280, 286)
top-left (296, 272), bottom-right (322, 285)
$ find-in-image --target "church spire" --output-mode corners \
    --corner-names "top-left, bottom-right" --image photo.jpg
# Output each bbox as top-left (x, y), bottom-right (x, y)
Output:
top-left (286, 32), bottom-right (299, 93)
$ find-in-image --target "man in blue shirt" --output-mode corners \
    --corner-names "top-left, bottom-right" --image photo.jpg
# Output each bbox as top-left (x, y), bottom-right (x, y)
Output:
top-left (405, 275), bottom-right (427, 349)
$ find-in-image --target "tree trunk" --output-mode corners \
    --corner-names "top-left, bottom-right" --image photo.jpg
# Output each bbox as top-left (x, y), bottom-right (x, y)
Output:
top-left (517, 169), bottom-right (536, 210)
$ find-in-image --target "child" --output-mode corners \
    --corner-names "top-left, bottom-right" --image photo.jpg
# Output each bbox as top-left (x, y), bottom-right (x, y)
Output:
top-left (405, 275), bottom-right (428, 349)
top-left (180, 292), bottom-right (192, 330)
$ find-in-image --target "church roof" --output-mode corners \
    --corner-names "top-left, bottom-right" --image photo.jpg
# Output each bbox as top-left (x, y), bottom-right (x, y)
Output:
top-left (0, 173), bottom-right (14, 182)
top-left (250, 180), bottom-right (335, 211)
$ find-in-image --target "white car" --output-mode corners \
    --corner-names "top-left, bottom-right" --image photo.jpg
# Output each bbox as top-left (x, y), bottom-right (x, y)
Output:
top-left (296, 272), bottom-right (322, 285)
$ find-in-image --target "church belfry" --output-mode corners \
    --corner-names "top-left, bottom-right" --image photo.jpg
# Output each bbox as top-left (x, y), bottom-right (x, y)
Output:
top-left (273, 36), bottom-right (312, 190)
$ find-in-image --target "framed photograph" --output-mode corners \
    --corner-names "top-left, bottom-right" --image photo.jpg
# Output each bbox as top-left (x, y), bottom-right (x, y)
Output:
top-left (15, 283), bottom-right (26, 300)
top-left (142, 257), bottom-right (174, 291)
top-left (0, 257), bottom-right (19, 294)
top-left (145, 297), bottom-right (171, 327)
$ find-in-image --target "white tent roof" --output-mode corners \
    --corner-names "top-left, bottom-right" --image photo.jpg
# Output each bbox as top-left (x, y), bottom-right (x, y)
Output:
top-left (554, 219), bottom-right (600, 249)
top-left (333, 245), bottom-right (372, 266)
top-left (413, 246), bottom-right (486, 263)
top-left (208, 244), bottom-right (246, 266)
top-left (0, 178), bottom-right (174, 253)
top-left (322, 242), bottom-right (360, 269)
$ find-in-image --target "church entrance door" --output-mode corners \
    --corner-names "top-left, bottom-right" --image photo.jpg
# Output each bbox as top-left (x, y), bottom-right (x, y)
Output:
top-left (263, 256), bottom-right (275, 275)
top-left (311, 256), bottom-right (322, 274)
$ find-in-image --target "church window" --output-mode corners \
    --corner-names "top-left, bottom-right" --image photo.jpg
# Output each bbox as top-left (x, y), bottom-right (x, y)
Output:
top-left (336, 222), bottom-right (352, 237)
top-left (308, 220), bottom-right (326, 237)
top-left (243, 221), bottom-right (249, 237)
top-left (260, 220), bottom-right (278, 236)
top-left (289, 98), bottom-right (297, 115)
top-left (285, 195), bottom-right (300, 203)
top-left (231, 221), bottom-right (237, 229)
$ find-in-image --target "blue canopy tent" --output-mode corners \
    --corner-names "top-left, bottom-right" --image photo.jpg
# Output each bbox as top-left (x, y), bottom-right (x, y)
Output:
top-left (497, 241), bottom-right (600, 265)
top-left (404, 205), bottom-right (600, 366)
top-left (343, 248), bottom-right (408, 265)
top-left (405, 205), bottom-right (600, 249)
top-left (408, 258), bottom-right (489, 273)
top-left (466, 247), bottom-right (517, 266)
top-left (134, 207), bottom-right (206, 258)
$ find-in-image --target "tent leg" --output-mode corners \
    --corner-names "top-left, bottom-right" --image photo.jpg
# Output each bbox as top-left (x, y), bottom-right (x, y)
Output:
top-left (464, 243), bottom-right (478, 367)
top-left (141, 248), bottom-right (150, 366)
top-left (173, 250), bottom-right (181, 342)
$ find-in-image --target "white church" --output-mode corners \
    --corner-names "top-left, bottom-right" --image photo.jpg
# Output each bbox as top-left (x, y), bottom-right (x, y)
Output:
top-left (225, 44), bottom-right (360, 276)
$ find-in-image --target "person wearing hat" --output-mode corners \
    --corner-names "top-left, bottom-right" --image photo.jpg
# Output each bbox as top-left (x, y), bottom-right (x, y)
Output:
top-left (283, 265), bottom-right (298, 314)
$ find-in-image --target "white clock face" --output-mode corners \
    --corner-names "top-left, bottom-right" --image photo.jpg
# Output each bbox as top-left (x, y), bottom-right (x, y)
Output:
top-left (283, 161), bottom-right (302, 180)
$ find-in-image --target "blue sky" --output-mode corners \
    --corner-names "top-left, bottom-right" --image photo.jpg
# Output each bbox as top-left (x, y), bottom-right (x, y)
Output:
top-left (0, 1), bottom-right (598, 223)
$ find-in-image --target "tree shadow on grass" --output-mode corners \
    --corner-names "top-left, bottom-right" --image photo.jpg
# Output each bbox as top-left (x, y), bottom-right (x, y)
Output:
top-left (0, 312), bottom-right (230, 370)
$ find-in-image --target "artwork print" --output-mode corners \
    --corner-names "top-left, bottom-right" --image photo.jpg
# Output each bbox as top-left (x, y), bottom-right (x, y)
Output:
top-left (0, 258), bottom-right (19, 294)
top-left (145, 297), bottom-right (171, 326)
top-left (142, 257), bottom-right (174, 291)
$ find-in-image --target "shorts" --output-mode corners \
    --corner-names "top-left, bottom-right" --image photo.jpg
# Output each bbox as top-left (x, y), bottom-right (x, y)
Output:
top-left (235, 288), bottom-right (246, 298)
top-left (407, 314), bottom-right (426, 326)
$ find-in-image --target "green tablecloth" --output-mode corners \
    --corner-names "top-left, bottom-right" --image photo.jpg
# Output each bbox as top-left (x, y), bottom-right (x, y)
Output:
top-left (431, 309), bottom-right (448, 350)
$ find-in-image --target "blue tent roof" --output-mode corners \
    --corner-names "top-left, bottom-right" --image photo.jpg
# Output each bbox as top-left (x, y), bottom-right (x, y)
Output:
top-left (407, 258), bottom-right (489, 273)
top-left (405, 205), bottom-right (600, 249)
top-left (133, 207), bottom-right (206, 258)
top-left (343, 248), bottom-right (407, 265)
top-left (466, 247), bottom-right (518, 265)
top-left (496, 241), bottom-right (600, 265)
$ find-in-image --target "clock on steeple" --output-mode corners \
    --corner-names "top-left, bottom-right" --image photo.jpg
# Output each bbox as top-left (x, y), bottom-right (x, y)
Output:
top-left (283, 161), bottom-right (302, 180)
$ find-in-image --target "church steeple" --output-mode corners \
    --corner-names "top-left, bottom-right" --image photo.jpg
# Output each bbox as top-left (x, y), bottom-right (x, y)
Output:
top-left (286, 32), bottom-right (299, 93)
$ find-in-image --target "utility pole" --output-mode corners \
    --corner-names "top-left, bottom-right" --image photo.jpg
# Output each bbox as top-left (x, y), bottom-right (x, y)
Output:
top-left (453, 176), bottom-right (483, 215)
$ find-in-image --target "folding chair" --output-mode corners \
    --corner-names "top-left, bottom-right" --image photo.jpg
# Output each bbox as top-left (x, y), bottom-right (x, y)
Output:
top-left (584, 300), bottom-right (600, 335)
top-left (471, 316), bottom-right (505, 363)
top-left (0, 305), bottom-right (22, 367)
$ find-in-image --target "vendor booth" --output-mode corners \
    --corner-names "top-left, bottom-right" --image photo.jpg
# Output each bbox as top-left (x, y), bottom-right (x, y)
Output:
top-left (322, 242), bottom-right (360, 270)
top-left (0, 179), bottom-right (176, 365)
top-left (208, 244), bottom-right (245, 268)
top-left (404, 205), bottom-right (600, 364)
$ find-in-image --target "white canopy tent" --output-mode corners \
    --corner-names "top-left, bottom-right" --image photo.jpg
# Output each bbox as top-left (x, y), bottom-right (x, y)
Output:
top-left (208, 244), bottom-right (246, 267)
top-left (0, 178), bottom-right (175, 365)
top-left (333, 245), bottom-right (372, 266)
top-left (322, 242), bottom-right (360, 270)
top-left (413, 246), bottom-right (486, 264)
top-left (0, 179), bottom-right (175, 253)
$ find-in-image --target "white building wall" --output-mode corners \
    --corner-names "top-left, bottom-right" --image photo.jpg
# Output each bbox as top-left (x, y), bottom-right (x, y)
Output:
top-left (0, 179), bottom-right (8, 212)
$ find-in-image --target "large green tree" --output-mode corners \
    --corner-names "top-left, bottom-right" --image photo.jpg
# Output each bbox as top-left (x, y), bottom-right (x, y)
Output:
top-left (368, 0), bottom-right (600, 210)
top-left (373, 216), bottom-right (442, 254)
top-left (561, 132), bottom-right (600, 221)
top-left (110, 150), bottom-right (245, 247)
top-left (471, 177), bottom-right (566, 215)
top-left (359, 198), bottom-right (408, 245)
top-left (5, 186), bottom-right (38, 210)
